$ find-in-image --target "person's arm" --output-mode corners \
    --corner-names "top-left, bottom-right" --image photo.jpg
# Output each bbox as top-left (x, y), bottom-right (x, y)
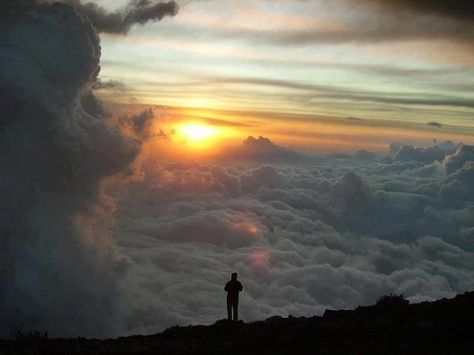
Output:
top-left (224, 282), bottom-right (229, 291)
top-left (239, 282), bottom-right (243, 291)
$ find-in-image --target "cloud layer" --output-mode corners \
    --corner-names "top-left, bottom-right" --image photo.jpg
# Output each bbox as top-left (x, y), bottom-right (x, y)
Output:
top-left (112, 138), bottom-right (474, 335)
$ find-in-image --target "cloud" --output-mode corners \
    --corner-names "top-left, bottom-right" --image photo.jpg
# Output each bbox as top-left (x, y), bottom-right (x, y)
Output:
top-left (0, 0), bottom-right (141, 337)
top-left (390, 141), bottom-right (457, 164)
top-left (335, 172), bottom-right (372, 210)
top-left (221, 0), bottom-right (473, 49)
top-left (118, 107), bottom-right (167, 140)
top-left (61, 0), bottom-right (179, 34)
top-left (241, 165), bottom-right (285, 193)
top-left (440, 161), bottom-right (474, 202)
top-left (93, 78), bottom-right (126, 91)
top-left (220, 136), bottom-right (310, 163)
top-left (442, 144), bottom-right (474, 174)
top-left (427, 121), bottom-right (443, 128)
top-left (347, 116), bottom-right (364, 121)
top-left (191, 76), bottom-right (474, 110)
top-left (156, 4), bottom-right (474, 46)
top-left (353, 149), bottom-right (377, 160)
top-left (112, 143), bottom-right (474, 334)
top-left (362, 0), bottom-right (474, 21)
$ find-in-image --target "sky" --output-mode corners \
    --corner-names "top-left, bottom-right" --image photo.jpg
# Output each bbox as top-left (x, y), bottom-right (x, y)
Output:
top-left (96, 0), bottom-right (474, 153)
top-left (1, 0), bottom-right (474, 340)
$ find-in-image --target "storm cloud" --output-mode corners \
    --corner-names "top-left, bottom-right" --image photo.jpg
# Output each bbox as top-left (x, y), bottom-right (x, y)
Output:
top-left (0, 0), bottom-right (140, 337)
top-left (61, 0), bottom-right (179, 34)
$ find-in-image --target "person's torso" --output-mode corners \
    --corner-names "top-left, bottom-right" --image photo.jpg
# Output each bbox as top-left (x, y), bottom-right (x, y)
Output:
top-left (226, 280), bottom-right (241, 298)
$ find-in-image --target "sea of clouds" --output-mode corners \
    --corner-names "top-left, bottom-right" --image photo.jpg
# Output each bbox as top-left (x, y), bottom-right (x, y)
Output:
top-left (114, 137), bottom-right (474, 335)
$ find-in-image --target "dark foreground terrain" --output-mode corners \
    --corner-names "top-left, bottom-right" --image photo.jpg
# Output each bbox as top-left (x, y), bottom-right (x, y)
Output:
top-left (2, 292), bottom-right (474, 354)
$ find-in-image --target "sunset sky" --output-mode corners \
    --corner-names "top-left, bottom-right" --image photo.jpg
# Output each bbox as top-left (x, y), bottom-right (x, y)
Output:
top-left (96, 0), bottom-right (474, 152)
top-left (2, 0), bottom-right (474, 339)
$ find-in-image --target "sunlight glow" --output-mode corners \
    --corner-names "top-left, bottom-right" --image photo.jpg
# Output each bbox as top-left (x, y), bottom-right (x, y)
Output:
top-left (180, 124), bottom-right (218, 142)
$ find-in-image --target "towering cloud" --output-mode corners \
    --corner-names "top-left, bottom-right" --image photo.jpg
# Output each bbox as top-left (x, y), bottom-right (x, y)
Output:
top-left (0, 0), bottom-right (140, 337)
top-left (61, 0), bottom-right (179, 34)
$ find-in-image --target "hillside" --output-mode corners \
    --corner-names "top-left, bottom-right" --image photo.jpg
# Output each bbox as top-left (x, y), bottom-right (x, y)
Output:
top-left (2, 292), bottom-right (474, 354)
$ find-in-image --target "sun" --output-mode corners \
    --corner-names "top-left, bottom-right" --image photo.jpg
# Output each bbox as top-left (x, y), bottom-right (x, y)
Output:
top-left (180, 124), bottom-right (218, 142)
top-left (168, 121), bottom-right (235, 154)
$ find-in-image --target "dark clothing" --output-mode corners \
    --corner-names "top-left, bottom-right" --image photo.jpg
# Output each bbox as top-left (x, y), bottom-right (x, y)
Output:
top-left (227, 297), bottom-right (239, 321)
top-left (225, 279), bottom-right (243, 320)
top-left (225, 280), bottom-right (243, 298)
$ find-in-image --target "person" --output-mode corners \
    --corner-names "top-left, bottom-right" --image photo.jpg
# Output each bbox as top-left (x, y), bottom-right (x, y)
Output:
top-left (224, 273), bottom-right (243, 321)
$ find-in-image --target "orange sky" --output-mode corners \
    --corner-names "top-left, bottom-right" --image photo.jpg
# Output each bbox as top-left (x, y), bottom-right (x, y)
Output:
top-left (96, 0), bottom-right (474, 154)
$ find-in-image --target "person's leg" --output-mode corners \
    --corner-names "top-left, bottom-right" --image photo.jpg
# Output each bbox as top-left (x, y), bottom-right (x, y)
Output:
top-left (227, 298), bottom-right (232, 320)
top-left (233, 299), bottom-right (238, 321)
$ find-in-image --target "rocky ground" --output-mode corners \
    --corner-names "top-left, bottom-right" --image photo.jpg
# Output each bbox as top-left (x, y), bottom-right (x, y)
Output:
top-left (2, 292), bottom-right (474, 354)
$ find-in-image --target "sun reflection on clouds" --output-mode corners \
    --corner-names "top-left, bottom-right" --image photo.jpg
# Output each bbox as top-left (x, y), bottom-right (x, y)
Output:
top-left (249, 250), bottom-right (271, 267)
top-left (225, 211), bottom-right (263, 238)
top-left (248, 249), bottom-right (272, 280)
top-left (231, 222), bottom-right (261, 238)
top-left (239, 223), bottom-right (260, 236)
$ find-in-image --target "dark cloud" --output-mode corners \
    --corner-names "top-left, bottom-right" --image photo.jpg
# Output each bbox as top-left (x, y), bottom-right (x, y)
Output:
top-left (118, 107), bottom-right (167, 140)
top-left (165, 111), bottom-right (258, 128)
top-left (0, 0), bottom-right (140, 337)
top-left (265, 26), bottom-right (473, 45)
top-left (440, 161), bottom-right (474, 202)
top-left (353, 149), bottom-right (377, 160)
top-left (203, 118), bottom-right (258, 128)
top-left (62, 0), bottom-right (179, 34)
top-left (153, 0), bottom-right (474, 48)
top-left (363, 0), bottom-right (474, 21)
top-left (93, 79), bottom-right (126, 91)
top-left (153, 11), bottom-right (474, 46)
top-left (241, 165), bottom-right (285, 193)
top-left (221, 136), bottom-right (310, 163)
top-left (347, 116), bottom-right (364, 121)
top-left (428, 121), bottom-right (443, 128)
top-left (194, 76), bottom-right (474, 110)
top-left (390, 141), bottom-right (457, 164)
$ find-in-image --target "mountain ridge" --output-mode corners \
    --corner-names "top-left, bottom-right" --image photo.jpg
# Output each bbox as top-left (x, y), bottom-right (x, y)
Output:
top-left (2, 292), bottom-right (474, 354)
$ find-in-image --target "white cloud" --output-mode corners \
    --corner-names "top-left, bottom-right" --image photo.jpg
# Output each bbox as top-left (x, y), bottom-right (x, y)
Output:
top-left (111, 138), bottom-right (474, 335)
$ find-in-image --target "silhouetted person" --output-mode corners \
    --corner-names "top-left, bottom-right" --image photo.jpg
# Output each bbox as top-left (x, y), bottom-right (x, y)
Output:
top-left (225, 273), bottom-right (243, 321)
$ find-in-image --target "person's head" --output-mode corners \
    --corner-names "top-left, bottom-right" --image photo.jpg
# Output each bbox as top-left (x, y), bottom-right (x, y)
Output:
top-left (231, 272), bottom-right (237, 280)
